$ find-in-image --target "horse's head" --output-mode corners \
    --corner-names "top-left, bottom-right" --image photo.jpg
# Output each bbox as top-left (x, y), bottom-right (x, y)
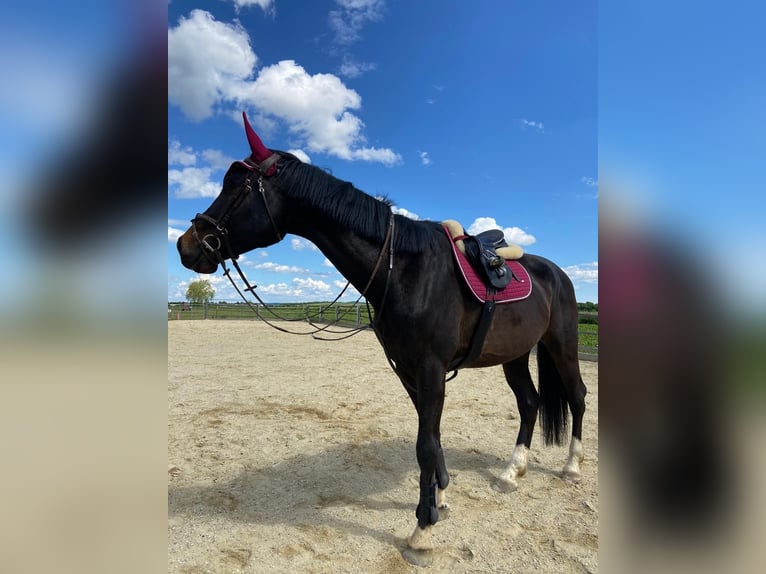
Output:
top-left (177, 113), bottom-right (288, 274)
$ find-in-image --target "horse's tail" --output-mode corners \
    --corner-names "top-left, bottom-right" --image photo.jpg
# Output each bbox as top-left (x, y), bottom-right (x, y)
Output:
top-left (537, 341), bottom-right (569, 446)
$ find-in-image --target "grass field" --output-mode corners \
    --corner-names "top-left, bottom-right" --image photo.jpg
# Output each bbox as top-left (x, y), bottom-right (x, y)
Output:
top-left (578, 323), bottom-right (598, 352)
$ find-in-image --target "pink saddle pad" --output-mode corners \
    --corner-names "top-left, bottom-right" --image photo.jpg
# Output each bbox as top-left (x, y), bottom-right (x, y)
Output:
top-left (444, 225), bottom-right (532, 303)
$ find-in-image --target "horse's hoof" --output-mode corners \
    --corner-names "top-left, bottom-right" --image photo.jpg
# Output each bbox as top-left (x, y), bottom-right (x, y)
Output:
top-left (402, 547), bottom-right (434, 567)
top-left (492, 478), bottom-right (517, 493)
top-left (562, 469), bottom-right (581, 483)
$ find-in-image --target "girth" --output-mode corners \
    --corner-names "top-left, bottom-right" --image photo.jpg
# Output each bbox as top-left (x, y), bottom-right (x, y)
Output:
top-left (447, 298), bottom-right (497, 373)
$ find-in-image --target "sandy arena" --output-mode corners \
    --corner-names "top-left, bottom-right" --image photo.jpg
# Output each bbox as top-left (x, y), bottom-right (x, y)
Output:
top-left (169, 320), bottom-right (598, 572)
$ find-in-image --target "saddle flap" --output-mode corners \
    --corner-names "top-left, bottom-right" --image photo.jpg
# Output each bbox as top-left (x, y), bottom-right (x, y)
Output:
top-left (462, 235), bottom-right (512, 291)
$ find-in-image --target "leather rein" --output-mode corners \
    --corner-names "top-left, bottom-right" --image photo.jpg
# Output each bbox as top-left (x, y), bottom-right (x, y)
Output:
top-left (190, 153), bottom-right (395, 339)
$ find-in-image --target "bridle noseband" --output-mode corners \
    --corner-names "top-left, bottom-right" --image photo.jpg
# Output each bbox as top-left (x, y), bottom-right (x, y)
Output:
top-left (191, 153), bottom-right (282, 266)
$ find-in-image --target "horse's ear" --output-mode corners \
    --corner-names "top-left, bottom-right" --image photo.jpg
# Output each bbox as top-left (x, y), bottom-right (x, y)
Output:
top-left (242, 111), bottom-right (272, 163)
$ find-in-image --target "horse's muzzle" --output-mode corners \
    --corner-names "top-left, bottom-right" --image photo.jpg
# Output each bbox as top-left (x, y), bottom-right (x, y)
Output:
top-left (177, 231), bottom-right (218, 274)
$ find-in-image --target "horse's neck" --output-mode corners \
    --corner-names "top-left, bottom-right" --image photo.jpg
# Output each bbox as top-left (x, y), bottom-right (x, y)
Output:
top-left (288, 214), bottom-right (389, 306)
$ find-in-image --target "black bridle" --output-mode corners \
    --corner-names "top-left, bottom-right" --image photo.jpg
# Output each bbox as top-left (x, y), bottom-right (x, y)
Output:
top-left (188, 152), bottom-right (396, 339)
top-left (191, 153), bottom-right (282, 267)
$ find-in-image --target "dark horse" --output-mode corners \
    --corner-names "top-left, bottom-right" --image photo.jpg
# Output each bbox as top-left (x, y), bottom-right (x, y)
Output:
top-left (177, 113), bottom-right (587, 556)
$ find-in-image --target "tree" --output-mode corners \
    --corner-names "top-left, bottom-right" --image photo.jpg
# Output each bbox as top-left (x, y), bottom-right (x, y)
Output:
top-left (186, 279), bottom-right (215, 304)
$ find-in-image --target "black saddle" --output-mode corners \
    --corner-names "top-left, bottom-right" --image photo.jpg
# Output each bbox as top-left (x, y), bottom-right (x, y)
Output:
top-left (461, 229), bottom-right (512, 291)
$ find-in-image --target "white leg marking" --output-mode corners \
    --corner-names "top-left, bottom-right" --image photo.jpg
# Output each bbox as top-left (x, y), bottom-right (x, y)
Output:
top-left (436, 487), bottom-right (449, 509)
top-left (562, 437), bottom-right (584, 480)
top-left (495, 444), bottom-right (528, 492)
top-left (408, 524), bottom-right (433, 550)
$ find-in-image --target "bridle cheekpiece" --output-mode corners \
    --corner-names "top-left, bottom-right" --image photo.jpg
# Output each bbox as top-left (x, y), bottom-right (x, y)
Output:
top-left (190, 152), bottom-right (282, 266)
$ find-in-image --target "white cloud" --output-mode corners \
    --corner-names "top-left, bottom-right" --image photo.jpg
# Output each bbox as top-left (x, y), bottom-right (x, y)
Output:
top-left (168, 226), bottom-right (185, 242)
top-left (287, 149), bottom-right (312, 164)
top-left (291, 237), bottom-right (320, 251)
top-left (168, 140), bottom-right (236, 198)
top-left (467, 217), bottom-right (537, 246)
top-left (293, 277), bottom-right (333, 292)
top-left (467, 217), bottom-right (502, 234)
top-left (202, 149), bottom-right (235, 171)
top-left (504, 227), bottom-right (537, 246)
top-left (168, 139), bottom-right (197, 166)
top-left (207, 273), bottom-right (238, 290)
top-left (231, 0), bottom-right (274, 13)
top-left (520, 118), bottom-right (545, 133)
top-left (239, 59), bottom-right (359, 123)
top-left (329, 0), bottom-right (385, 46)
top-left (257, 282), bottom-right (292, 296)
top-left (344, 146), bottom-right (400, 164)
top-left (234, 59), bottom-right (400, 164)
top-left (322, 258), bottom-right (336, 268)
top-left (168, 10), bottom-right (257, 121)
top-left (168, 166), bottom-right (220, 198)
top-left (339, 58), bottom-right (377, 78)
top-left (392, 206), bottom-right (420, 220)
top-left (563, 261), bottom-right (598, 283)
top-left (581, 176), bottom-right (598, 187)
top-left (249, 262), bottom-right (310, 274)
top-left (258, 277), bottom-right (334, 298)
top-left (169, 11), bottom-right (399, 165)
top-left (418, 151), bottom-right (431, 166)
top-left (170, 277), bottom-right (188, 301)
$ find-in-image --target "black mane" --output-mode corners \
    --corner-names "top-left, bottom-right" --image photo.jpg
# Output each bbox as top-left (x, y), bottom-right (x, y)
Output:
top-left (276, 156), bottom-right (444, 253)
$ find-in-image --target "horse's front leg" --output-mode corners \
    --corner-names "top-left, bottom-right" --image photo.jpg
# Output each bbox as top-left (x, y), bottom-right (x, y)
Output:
top-left (400, 376), bottom-right (450, 517)
top-left (405, 362), bottom-right (448, 554)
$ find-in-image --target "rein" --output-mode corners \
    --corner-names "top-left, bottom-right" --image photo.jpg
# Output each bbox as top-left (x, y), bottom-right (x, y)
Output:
top-left (227, 213), bottom-right (394, 339)
top-left (191, 155), bottom-right (396, 339)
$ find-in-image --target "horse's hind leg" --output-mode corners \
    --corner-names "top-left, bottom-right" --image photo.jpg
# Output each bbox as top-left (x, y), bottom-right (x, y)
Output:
top-left (538, 339), bottom-right (587, 481)
top-left (493, 352), bottom-right (538, 493)
top-left (554, 352), bottom-right (587, 481)
top-left (562, 372), bottom-right (586, 481)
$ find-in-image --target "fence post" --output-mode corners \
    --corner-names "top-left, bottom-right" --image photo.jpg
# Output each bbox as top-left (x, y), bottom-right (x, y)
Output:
top-left (356, 304), bottom-right (361, 327)
top-left (203, 300), bottom-right (208, 319)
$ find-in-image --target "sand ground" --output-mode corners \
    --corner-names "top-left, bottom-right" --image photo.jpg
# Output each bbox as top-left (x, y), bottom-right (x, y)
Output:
top-left (168, 320), bottom-right (598, 573)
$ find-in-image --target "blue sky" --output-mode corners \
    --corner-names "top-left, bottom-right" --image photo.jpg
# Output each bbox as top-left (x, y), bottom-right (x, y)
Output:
top-left (168, 0), bottom-right (598, 303)
top-left (599, 1), bottom-right (766, 314)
